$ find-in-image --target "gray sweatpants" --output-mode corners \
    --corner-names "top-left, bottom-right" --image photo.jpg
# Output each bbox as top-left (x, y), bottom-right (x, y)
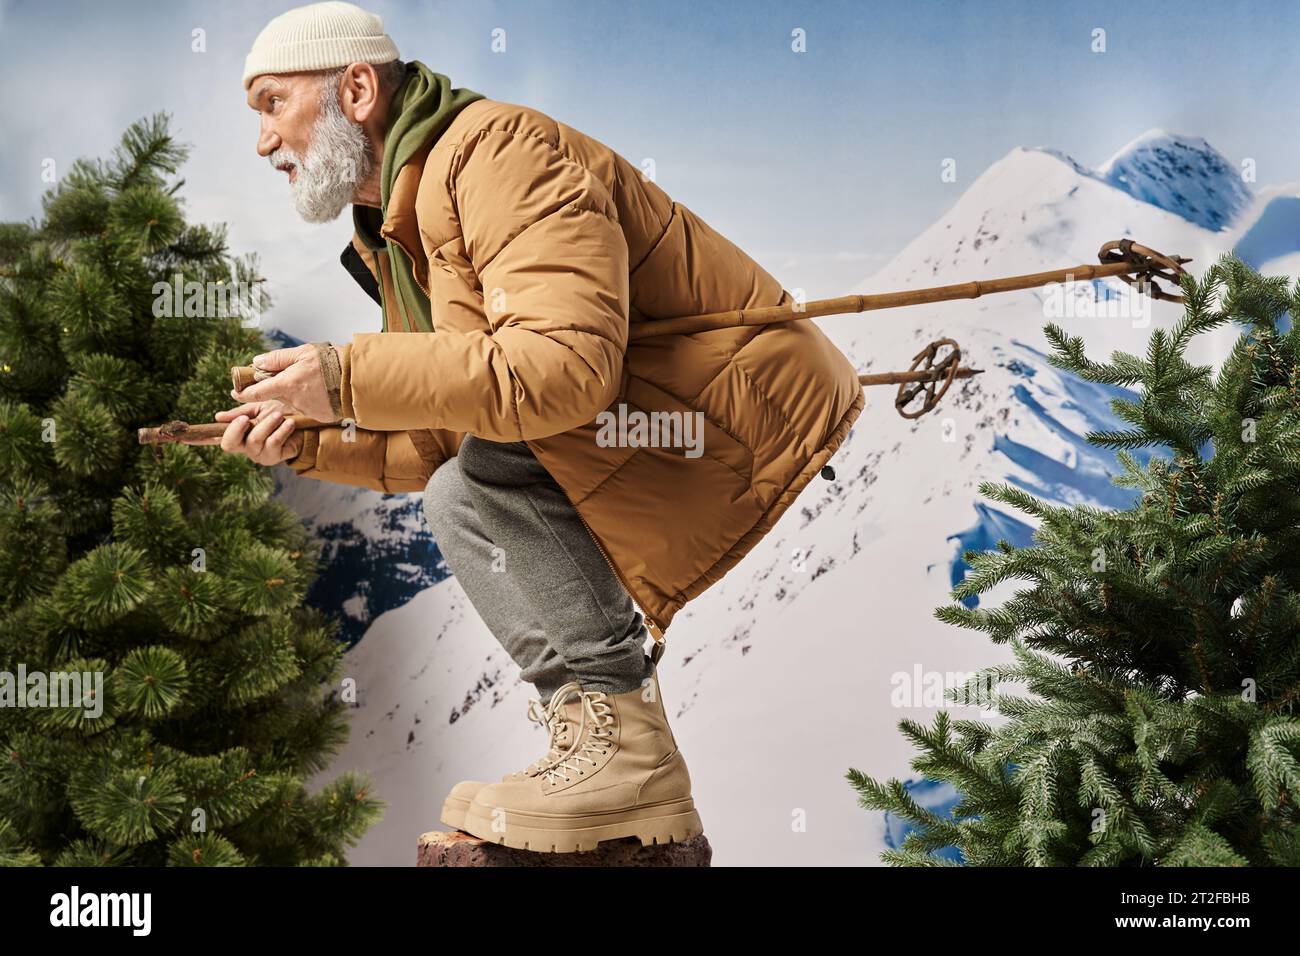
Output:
top-left (421, 435), bottom-right (654, 698)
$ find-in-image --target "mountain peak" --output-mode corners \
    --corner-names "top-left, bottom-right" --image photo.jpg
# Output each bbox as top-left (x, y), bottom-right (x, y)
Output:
top-left (1096, 129), bottom-right (1249, 232)
top-left (1098, 129), bottom-right (1214, 171)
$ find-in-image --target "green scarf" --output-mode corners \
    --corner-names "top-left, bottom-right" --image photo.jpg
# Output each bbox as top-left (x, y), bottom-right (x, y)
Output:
top-left (354, 61), bottom-right (484, 332)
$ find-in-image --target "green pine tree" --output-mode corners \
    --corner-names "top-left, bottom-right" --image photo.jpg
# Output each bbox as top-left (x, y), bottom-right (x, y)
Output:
top-left (850, 255), bottom-right (1300, 867)
top-left (0, 114), bottom-right (382, 866)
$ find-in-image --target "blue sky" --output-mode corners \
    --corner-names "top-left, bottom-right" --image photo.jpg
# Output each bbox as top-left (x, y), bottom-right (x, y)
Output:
top-left (1, 0), bottom-right (1295, 341)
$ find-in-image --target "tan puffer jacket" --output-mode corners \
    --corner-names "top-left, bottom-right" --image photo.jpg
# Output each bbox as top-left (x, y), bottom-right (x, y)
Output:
top-left (286, 98), bottom-right (865, 639)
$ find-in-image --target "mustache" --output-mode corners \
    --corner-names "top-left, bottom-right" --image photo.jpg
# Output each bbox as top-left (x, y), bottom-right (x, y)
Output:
top-left (268, 147), bottom-right (300, 172)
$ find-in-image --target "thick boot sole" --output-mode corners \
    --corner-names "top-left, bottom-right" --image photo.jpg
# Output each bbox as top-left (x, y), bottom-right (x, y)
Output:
top-left (440, 795), bottom-right (472, 832)
top-left (461, 797), bottom-right (703, 853)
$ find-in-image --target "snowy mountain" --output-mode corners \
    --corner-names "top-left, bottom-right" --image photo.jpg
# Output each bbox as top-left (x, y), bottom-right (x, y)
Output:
top-left (299, 131), bottom-right (1300, 866)
top-left (1096, 130), bottom-right (1251, 232)
top-left (275, 471), bottom-right (446, 648)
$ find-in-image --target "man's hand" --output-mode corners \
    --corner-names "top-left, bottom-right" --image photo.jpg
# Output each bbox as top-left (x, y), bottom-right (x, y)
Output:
top-left (180, 400), bottom-right (303, 466)
top-left (230, 343), bottom-right (341, 424)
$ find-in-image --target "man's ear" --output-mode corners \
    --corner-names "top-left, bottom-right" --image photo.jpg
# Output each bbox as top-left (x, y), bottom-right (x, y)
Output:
top-left (338, 61), bottom-right (381, 123)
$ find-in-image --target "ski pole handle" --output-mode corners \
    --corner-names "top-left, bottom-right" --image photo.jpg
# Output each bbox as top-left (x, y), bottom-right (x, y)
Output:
top-left (231, 364), bottom-right (275, 391)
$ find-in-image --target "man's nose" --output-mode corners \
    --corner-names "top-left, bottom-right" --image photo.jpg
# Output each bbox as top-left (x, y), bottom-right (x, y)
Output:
top-left (256, 125), bottom-right (280, 158)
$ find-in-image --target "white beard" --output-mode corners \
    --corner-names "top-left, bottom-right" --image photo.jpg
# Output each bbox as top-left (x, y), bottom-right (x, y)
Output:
top-left (271, 87), bottom-right (374, 223)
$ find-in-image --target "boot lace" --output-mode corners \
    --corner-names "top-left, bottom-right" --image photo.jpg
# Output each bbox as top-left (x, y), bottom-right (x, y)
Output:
top-left (539, 691), bottom-right (615, 785)
top-left (523, 681), bottom-right (582, 774)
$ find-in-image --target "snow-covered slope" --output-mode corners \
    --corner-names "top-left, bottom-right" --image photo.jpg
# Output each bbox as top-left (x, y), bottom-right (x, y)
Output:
top-left (1231, 190), bottom-right (1300, 280)
top-left (304, 131), bottom-right (1300, 866)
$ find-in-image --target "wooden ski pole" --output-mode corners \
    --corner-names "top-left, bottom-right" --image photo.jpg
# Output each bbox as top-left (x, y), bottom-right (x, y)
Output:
top-left (142, 238), bottom-right (1188, 439)
top-left (627, 240), bottom-right (1190, 340)
top-left (859, 366), bottom-right (981, 386)
top-left (138, 414), bottom-right (334, 445)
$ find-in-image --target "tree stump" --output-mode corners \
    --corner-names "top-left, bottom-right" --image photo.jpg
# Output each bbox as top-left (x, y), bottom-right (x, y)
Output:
top-left (417, 829), bottom-right (712, 867)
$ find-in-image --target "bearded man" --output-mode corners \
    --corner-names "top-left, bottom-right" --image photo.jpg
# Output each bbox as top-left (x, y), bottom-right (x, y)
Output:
top-left (211, 1), bottom-right (864, 853)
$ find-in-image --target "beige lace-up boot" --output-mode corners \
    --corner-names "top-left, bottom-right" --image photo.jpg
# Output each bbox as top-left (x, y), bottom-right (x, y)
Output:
top-left (460, 667), bottom-right (701, 852)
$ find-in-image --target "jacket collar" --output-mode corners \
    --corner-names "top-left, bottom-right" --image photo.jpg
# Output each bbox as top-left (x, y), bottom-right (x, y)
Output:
top-left (344, 139), bottom-right (433, 294)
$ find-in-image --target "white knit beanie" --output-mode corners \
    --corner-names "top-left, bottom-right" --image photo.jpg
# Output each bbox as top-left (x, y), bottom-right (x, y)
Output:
top-left (242, 1), bottom-right (400, 89)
